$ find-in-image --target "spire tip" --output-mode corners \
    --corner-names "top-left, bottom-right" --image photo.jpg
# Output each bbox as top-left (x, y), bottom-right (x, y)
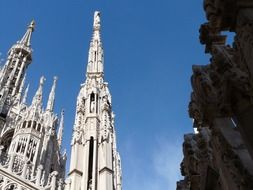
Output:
top-left (40, 76), bottom-right (45, 85)
top-left (53, 76), bottom-right (58, 82)
top-left (93, 11), bottom-right (101, 31)
top-left (29, 20), bottom-right (35, 32)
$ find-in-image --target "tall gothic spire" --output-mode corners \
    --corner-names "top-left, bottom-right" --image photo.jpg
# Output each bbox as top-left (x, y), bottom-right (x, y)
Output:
top-left (19, 20), bottom-right (35, 47)
top-left (46, 76), bottom-right (57, 112)
top-left (57, 109), bottom-right (64, 149)
top-left (67, 11), bottom-right (122, 190)
top-left (31, 76), bottom-right (45, 112)
top-left (0, 20), bottom-right (35, 117)
top-left (86, 11), bottom-right (104, 76)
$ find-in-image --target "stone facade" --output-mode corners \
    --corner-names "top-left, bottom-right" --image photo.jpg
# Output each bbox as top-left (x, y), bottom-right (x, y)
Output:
top-left (177, 0), bottom-right (253, 190)
top-left (0, 20), bottom-right (66, 190)
top-left (65, 11), bottom-right (122, 190)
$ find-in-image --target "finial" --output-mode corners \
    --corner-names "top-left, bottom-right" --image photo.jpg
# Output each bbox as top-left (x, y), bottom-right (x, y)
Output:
top-left (40, 76), bottom-right (45, 85)
top-left (19, 20), bottom-right (35, 47)
top-left (28, 20), bottom-right (35, 32)
top-left (53, 76), bottom-right (58, 81)
top-left (93, 11), bottom-right (101, 31)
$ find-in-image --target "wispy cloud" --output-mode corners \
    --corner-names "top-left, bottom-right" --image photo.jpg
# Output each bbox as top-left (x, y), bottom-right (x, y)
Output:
top-left (153, 138), bottom-right (183, 190)
top-left (121, 136), bottom-right (183, 190)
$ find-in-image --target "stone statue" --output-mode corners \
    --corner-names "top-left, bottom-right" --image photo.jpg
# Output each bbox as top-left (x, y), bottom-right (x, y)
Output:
top-left (93, 11), bottom-right (101, 29)
top-left (91, 101), bottom-right (95, 113)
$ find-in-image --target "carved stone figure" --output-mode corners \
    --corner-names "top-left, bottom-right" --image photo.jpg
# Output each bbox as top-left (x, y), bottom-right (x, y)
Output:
top-left (177, 1), bottom-right (253, 189)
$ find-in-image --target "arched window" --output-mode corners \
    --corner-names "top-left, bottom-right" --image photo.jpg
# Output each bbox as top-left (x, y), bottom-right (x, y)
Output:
top-left (22, 121), bottom-right (26, 128)
top-left (37, 124), bottom-right (41, 132)
top-left (32, 121), bottom-right (36, 129)
top-left (21, 138), bottom-right (27, 153)
top-left (30, 142), bottom-right (37, 162)
top-left (27, 121), bottom-right (32, 128)
top-left (16, 140), bottom-right (21, 153)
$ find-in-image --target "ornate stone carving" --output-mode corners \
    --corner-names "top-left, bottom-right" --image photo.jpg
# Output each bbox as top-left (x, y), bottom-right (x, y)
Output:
top-left (178, 1), bottom-right (253, 189)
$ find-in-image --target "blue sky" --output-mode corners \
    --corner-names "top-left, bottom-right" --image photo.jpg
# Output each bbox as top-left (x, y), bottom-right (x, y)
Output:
top-left (0, 1), bottom-right (210, 189)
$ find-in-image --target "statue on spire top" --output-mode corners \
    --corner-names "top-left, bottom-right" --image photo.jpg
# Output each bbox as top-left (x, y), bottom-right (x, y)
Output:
top-left (28, 20), bottom-right (35, 32)
top-left (93, 11), bottom-right (101, 30)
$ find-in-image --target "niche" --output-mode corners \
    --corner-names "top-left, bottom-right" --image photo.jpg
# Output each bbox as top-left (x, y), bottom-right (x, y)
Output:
top-left (90, 93), bottom-right (95, 113)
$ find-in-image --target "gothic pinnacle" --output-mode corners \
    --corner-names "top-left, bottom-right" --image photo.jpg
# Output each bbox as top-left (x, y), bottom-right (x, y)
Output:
top-left (20, 20), bottom-right (35, 47)
top-left (92, 11), bottom-right (101, 41)
top-left (31, 76), bottom-right (45, 112)
top-left (86, 11), bottom-right (104, 76)
top-left (46, 76), bottom-right (57, 112)
top-left (93, 11), bottom-right (101, 31)
top-left (57, 109), bottom-right (64, 149)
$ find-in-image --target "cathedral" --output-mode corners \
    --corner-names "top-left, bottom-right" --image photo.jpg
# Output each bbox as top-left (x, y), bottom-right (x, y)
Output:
top-left (0, 11), bottom-right (122, 190)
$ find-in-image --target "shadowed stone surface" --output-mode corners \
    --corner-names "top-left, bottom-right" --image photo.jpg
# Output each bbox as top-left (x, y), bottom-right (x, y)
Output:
top-left (177, 0), bottom-right (253, 189)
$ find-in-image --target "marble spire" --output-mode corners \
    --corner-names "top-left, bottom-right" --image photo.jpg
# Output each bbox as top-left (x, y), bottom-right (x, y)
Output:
top-left (86, 11), bottom-right (104, 76)
top-left (57, 109), bottom-right (64, 149)
top-left (67, 11), bottom-right (122, 190)
top-left (46, 76), bottom-right (57, 112)
top-left (31, 76), bottom-right (45, 112)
